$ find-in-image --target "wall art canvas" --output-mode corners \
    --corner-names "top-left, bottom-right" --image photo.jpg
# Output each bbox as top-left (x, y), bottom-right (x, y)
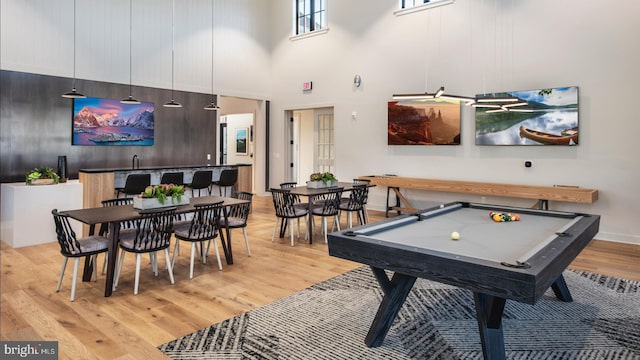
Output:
top-left (235, 128), bottom-right (248, 155)
top-left (388, 99), bottom-right (461, 145)
top-left (72, 97), bottom-right (155, 146)
top-left (475, 86), bottom-right (578, 146)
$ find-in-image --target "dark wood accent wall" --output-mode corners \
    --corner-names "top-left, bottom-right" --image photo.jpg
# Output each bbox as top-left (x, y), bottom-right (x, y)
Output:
top-left (0, 70), bottom-right (217, 183)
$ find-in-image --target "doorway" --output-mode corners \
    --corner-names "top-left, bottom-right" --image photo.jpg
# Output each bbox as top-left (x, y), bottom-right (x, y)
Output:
top-left (287, 107), bottom-right (334, 185)
top-left (219, 113), bottom-right (254, 165)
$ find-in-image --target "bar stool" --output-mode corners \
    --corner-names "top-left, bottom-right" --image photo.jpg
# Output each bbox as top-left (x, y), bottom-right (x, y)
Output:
top-left (186, 170), bottom-right (212, 197)
top-left (160, 172), bottom-right (184, 186)
top-left (115, 173), bottom-right (150, 198)
top-left (212, 168), bottom-right (238, 197)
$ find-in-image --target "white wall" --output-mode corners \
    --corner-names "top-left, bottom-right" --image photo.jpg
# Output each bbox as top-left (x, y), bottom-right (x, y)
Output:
top-left (268, 0), bottom-right (640, 245)
top-left (2, 0), bottom-right (639, 244)
top-left (0, 0), bottom-right (272, 98)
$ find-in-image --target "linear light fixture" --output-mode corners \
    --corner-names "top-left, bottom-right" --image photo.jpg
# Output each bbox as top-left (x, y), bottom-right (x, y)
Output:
top-left (476, 97), bottom-right (519, 103)
top-left (392, 93), bottom-right (435, 100)
top-left (121, 0), bottom-right (140, 104)
top-left (62, 0), bottom-right (86, 99)
top-left (204, 0), bottom-right (219, 111)
top-left (164, 0), bottom-right (182, 108)
top-left (393, 86), bottom-right (474, 102)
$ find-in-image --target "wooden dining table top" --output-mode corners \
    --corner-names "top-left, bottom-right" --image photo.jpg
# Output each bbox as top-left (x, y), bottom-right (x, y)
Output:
top-left (61, 195), bottom-right (247, 225)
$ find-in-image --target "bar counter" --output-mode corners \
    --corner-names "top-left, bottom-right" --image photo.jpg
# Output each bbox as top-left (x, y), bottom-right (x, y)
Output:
top-left (78, 163), bottom-right (252, 214)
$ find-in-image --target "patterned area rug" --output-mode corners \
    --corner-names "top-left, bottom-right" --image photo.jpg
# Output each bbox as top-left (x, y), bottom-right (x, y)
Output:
top-left (159, 267), bottom-right (640, 359)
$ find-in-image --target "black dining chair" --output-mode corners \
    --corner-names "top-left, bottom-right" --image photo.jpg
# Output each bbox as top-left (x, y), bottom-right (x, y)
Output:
top-left (311, 187), bottom-right (343, 243)
top-left (185, 170), bottom-right (213, 197)
top-left (339, 184), bottom-right (369, 228)
top-left (98, 197), bottom-right (135, 274)
top-left (278, 182), bottom-right (305, 236)
top-left (113, 207), bottom-right (177, 295)
top-left (270, 188), bottom-right (309, 246)
top-left (352, 178), bottom-right (371, 223)
top-left (52, 209), bottom-right (110, 301)
top-left (171, 201), bottom-right (225, 279)
top-left (115, 173), bottom-right (151, 198)
top-left (160, 172), bottom-right (184, 186)
top-left (212, 168), bottom-right (238, 197)
top-left (217, 191), bottom-right (253, 257)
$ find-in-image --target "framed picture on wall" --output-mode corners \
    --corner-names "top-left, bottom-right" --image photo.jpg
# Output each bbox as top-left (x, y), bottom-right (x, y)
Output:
top-left (388, 99), bottom-right (461, 145)
top-left (475, 86), bottom-right (579, 145)
top-left (72, 97), bottom-right (155, 146)
top-left (235, 128), bottom-right (248, 155)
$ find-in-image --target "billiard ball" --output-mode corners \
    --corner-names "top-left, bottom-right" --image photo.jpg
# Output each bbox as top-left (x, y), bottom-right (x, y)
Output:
top-left (451, 231), bottom-right (460, 240)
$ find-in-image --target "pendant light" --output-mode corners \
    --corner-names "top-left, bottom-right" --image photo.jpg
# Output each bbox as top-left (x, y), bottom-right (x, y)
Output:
top-left (62, 0), bottom-right (86, 99)
top-left (121, 0), bottom-right (140, 104)
top-left (164, 0), bottom-right (182, 108)
top-left (204, 0), bottom-right (219, 111)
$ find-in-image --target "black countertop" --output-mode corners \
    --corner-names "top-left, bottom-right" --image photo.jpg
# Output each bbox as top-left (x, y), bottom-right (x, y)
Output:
top-left (79, 164), bottom-right (251, 174)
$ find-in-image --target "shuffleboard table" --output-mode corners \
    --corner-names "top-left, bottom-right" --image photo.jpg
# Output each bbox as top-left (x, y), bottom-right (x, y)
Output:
top-left (327, 201), bottom-right (600, 360)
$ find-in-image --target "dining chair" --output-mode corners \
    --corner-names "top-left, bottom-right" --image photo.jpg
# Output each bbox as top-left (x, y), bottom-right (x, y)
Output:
top-left (270, 188), bottom-right (309, 246)
top-left (217, 191), bottom-right (253, 256)
top-left (311, 187), bottom-right (343, 243)
top-left (171, 201), bottom-right (225, 279)
top-left (113, 207), bottom-right (176, 295)
top-left (339, 184), bottom-right (369, 228)
top-left (352, 178), bottom-right (371, 223)
top-left (160, 171), bottom-right (184, 186)
top-left (99, 197), bottom-right (135, 274)
top-left (278, 182), bottom-right (305, 237)
top-left (52, 209), bottom-right (110, 301)
top-left (185, 170), bottom-right (212, 197)
top-left (212, 168), bottom-right (238, 197)
top-left (115, 173), bottom-right (151, 198)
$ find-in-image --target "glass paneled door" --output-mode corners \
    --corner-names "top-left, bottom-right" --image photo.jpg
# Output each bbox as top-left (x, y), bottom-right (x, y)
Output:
top-left (315, 109), bottom-right (334, 174)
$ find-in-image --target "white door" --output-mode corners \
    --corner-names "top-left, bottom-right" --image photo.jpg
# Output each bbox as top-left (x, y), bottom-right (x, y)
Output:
top-left (315, 108), bottom-right (334, 174)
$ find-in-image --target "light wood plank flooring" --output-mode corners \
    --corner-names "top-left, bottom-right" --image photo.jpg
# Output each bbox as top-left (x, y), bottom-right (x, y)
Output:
top-left (1, 195), bottom-right (638, 359)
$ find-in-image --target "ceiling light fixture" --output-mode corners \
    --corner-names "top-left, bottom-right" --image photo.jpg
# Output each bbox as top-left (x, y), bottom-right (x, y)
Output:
top-left (62, 0), bottom-right (86, 99)
top-left (164, 0), bottom-right (182, 108)
top-left (204, 0), bottom-right (219, 111)
top-left (121, 0), bottom-right (140, 104)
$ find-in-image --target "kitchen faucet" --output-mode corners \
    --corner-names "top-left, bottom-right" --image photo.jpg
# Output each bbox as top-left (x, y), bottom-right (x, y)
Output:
top-left (132, 154), bottom-right (139, 169)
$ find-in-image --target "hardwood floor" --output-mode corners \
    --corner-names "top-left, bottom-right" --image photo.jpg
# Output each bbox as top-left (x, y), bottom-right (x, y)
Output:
top-left (1, 195), bottom-right (638, 359)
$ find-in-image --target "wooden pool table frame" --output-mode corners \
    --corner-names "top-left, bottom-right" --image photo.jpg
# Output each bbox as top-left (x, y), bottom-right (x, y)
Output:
top-left (328, 202), bottom-right (600, 360)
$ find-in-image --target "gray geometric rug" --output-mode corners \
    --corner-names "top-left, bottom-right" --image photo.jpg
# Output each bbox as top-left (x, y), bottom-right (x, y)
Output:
top-left (159, 267), bottom-right (640, 359)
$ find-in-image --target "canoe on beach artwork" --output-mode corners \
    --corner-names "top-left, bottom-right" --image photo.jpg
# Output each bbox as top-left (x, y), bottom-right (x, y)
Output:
top-left (519, 126), bottom-right (578, 145)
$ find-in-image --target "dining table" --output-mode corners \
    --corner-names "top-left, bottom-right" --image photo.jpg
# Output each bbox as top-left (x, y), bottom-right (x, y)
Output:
top-left (288, 182), bottom-right (370, 243)
top-left (61, 195), bottom-right (249, 297)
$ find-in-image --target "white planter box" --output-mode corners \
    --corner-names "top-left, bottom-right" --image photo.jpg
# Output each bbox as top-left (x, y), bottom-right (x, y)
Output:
top-left (306, 180), bottom-right (338, 188)
top-left (133, 196), bottom-right (189, 210)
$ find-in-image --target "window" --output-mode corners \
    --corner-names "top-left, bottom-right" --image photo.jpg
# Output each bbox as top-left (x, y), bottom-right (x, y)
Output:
top-left (396, 0), bottom-right (453, 15)
top-left (296, 0), bottom-right (326, 35)
top-left (401, 0), bottom-right (432, 8)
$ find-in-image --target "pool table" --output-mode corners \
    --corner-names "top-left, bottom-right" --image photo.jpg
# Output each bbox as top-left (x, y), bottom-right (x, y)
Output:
top-left (327, 201), bottom-right (600, 360)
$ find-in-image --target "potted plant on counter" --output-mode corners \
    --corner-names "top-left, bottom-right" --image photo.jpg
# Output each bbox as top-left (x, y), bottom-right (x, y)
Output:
top-left (307, 172), bottom-right (338, 188)
top-left (25, 167), bottom-right (60, 185)
top-left (133, 183), bottom-right (188, 209)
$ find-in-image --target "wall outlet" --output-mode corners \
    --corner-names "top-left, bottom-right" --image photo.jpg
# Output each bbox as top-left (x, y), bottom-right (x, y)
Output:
top-left (207, 154), bottom-right (211, 160)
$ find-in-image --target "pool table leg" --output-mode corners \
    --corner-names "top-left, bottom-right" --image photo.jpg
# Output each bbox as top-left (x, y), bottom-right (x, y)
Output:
top-left (365, 267), bottom-right (417, 347)
top-left (550, 274), bottom-right (573, 302)
top-left (473, 292), bottom-right (507, 360)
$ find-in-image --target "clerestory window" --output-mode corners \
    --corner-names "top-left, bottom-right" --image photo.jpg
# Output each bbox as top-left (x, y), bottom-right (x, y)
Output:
top-left (397, 0), bottom-right (454, 16)
top-left (295, 0), bottom-right (326, 35)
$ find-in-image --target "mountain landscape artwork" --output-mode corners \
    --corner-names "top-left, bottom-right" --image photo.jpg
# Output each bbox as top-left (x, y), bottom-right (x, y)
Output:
top-left (72, 97), bottom-right (155, 146)
top-left (475, 86), bottom-right (579, 146)
top-left (388, 99), bottom-right (461, 145)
